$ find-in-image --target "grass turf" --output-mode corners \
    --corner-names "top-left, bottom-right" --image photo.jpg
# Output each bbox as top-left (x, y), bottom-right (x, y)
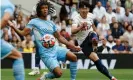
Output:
top-left (1, 69), bottom-right (133, 80)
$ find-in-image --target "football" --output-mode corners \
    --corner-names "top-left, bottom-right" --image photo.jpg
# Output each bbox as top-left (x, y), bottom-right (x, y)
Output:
top-left (41, 34), bottom-right (55, 48)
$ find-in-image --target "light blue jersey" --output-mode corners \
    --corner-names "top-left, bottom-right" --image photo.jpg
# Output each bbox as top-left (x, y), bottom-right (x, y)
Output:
top-left (1, 0), bottom-right (15, 59)
top-left (27, 18), bottom-right (69, 71)
top-left (27, 18), bottom-right (58, 57)
top-left (0, 0), bottom-right (15, 38)
top-left (0, 0), bottom-right (15, 18)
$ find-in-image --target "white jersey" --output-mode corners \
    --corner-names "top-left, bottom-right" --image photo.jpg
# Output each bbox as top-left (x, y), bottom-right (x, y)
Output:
top-left (72, 13), bottom-right (95, 45)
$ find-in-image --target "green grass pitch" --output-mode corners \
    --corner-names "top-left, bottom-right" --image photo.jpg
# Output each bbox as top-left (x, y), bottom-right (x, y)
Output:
top-left (1, 69), bottom-right (133, 80)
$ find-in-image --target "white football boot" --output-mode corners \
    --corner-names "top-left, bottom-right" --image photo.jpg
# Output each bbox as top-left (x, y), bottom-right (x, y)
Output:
top-left (28, 67), bottom-right (40, 76)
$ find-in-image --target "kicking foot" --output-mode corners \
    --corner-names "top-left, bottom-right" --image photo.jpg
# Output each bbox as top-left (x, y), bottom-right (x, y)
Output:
top-left (28, 67), bottom-right (40, 76)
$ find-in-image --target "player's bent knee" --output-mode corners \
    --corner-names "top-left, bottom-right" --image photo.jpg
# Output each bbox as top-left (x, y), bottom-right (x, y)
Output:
top-left (66, 52), bottom-right (77, 62)
top-left (71, 54), bottom-right (77, 62)
top-left (53, 67), bottom-right (63, 78)
top-left (55, 71), bottom-right (62, 78)
top-left (9, 49), bottom-right (22, 59)
top-left (13, 50), bottom-right (22, 58)
top-left (89, 52), bottom-right (99, 62)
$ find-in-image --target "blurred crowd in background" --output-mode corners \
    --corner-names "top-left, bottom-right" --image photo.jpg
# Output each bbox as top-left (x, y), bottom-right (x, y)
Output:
top-left (2, 0), bottom-right (133, 54)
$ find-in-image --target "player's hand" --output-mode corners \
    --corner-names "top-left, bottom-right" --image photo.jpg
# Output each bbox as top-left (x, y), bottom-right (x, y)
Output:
top-left (81, 22), bottom-right (88, 31)
top-left (73, 46), bottom-right (81, 52)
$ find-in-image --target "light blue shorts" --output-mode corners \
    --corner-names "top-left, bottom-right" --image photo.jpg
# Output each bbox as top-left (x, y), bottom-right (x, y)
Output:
top-left (1, 39), bottom-right (14, 59)
top-left (41, 46), bottom-right (69, 72)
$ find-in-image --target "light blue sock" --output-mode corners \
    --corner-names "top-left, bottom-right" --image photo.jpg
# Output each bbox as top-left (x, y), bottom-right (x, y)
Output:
top-left (70, 62), bottom-right (77, 80)
top-left (13, 58), bottom-right (25, 80)
top-left (45, 72), bottom-right (55, 79)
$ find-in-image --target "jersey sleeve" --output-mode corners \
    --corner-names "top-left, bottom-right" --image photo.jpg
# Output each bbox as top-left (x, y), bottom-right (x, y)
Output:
top-left (72, 15), bottom-right (79, 27)
top-left (4, 0), bottom-right (15, 16)
top-left (27, 19), bottom-right (35, 30)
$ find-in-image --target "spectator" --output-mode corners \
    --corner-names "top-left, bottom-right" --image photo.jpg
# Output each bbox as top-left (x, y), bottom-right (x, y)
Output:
top-left (22, 34), bottom-right (34, 53)
top-left (93, 1), bottom-right (106, 25)
top-left (117, 1), bottom-right (125, 14)
top-left (125, 0), bottom-right (133, 10)
top-left (123, 25), bottom-right (133, 46)
top-left (13, 14), bottom-right (25, 29)
top-left (106, 6), bottom-right (116, 24)
top-left (60, 29), bottom-right (71, 41)
top-left (10, 28), bottom-right (21, 42)
top-left (97, 36), bottom-right (111, 53)
top-left (121, 0), bottom-right (126, 7)
top-left (130, 44), bottom-right (133, 53)
top-left (71, 3), bottom-right (77, 15)
top-left (105, 1), bottom-right (111, 11)
top-left (11, 35), bottom-right (20, 48)
top-left (97, 0), bottom-right (108, 8)
top-left (13, 5), bottom-right (21, 19)
top-left (109, 17), bottom-right (117, 29)
top-left (3, 33), bottom-right (10, 42)
top-left (112, 39), bottom-right (125, 54)
top-left (71, 10), bottom-right (78, 20)
top-left (122, 8), bottom-right (133, 24)
top-left (111, 22), bottom-right (124, 39)
top-left (123, 21), bottom-right (129, 31)
top-left (123, 40), bottom-right (132, 54)
top-left (12, 14), bottom-right (25, 41)
top-left (97, 15), bottom-right (110, 37)
top-left (131, 5), bottom-right (133, 13)
top-left (16, 41), bottom-right (23, 52)
top-left (2, 28), bottom-right (10, 42)
top-left (106, 29), bottom-right (112, 39)
top-left (115, 7), bottom-right (123, 23)
top-left (59, 0), bottom-right (71, 22)
top-left (106, 35), bottom-right (116, 49)
top-left (59, 29), bottom-right (71, 47)
top-left (108, 0), bottom-right (120, 10)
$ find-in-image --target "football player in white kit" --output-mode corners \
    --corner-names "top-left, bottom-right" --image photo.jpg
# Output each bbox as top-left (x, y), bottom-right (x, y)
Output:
top-left (71, 1), bottom-right (117, 80)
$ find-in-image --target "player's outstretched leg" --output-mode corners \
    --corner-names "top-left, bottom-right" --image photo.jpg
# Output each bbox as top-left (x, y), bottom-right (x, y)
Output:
top-left (38, 57), bottom-right (62, 80)
top-left (38, 67), bottom-right (61, 80)
top-left (89, 52), bottom-right (117, 80)
top-left (8, 49), bottom-right (25, 80)
top-left (66, 51), bottom-right (78, 80)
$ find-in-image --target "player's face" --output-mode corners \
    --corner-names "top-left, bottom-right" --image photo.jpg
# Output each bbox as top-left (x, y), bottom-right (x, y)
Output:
top-left (40, 5), bottom-right (48, 17)
top-left (79, 8), bottom-right (89, 19)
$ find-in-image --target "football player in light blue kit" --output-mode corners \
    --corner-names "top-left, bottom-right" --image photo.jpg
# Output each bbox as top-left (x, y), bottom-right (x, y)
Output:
top-left (9, 1), bottom-right (81, 80)
top-left (0, 0), bottom-right (25, 80)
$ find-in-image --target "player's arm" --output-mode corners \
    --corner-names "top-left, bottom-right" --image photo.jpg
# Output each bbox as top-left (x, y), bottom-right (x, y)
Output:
top-left (1, 1), bottom-right (15, 29)
top-left (8, 20), bottom-right (31, 36)
top-left (54, 31), bottom-right (81, 51)
top-left (1, 12), bottom-right (12, 29)
top-left (71, 24), bottom-right (84, 34)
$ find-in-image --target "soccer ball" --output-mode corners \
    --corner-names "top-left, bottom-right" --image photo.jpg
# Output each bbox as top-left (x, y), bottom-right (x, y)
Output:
top-left (41, 34), bottom-right (55, 48)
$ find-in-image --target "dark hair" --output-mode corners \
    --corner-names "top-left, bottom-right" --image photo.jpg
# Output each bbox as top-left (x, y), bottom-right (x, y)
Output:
top-left (36, 1), bottom-right (49, 17)
top-left (78, 1), bottom-right (90, 9)
top-left (126, 25), bottom-right (133, 30)
top-left (60, 29), bottom-right (66, 32)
